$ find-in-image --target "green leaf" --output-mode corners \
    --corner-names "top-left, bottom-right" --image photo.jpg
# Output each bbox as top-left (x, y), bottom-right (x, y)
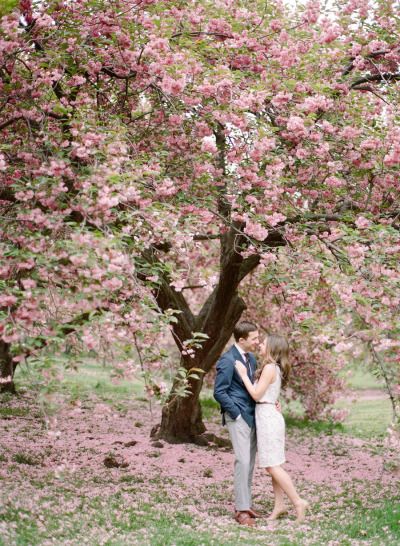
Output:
top-left (188, 367), bottom-right (205, 374)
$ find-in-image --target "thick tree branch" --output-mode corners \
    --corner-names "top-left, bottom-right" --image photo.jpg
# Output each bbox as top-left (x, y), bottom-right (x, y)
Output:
top-left (137, 248), bottom-right (195, 349)
top-left (238, 254), bottom-right (261, 282)
top-left (0, 116), bottom-right (23, 130)
top-left (193, 234), bottom-right (220, 241)
top-left (283, 212), bottom-right (356, 226)
top-left (171, 31), bottom-right (233, 40)
top-left (351, 85), bottom-right (391, 104)
top-left (101, 67), bottom-right (137, 80)
top-left (342, 50), bottom-right (390, 76)
top-left (350, 72), bottom-right (400, 88)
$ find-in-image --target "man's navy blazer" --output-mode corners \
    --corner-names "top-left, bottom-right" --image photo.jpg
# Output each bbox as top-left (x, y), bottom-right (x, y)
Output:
top-left (213, 345), bottom-right (257, 428)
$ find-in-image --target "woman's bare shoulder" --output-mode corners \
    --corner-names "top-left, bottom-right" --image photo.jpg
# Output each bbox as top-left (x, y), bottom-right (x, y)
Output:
top-left (260, 362), bottom-right (276, 374)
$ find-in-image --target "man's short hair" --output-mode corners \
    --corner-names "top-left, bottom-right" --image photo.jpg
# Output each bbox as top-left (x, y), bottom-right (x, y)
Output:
top-left (233, 321), bottom-right (258, 342)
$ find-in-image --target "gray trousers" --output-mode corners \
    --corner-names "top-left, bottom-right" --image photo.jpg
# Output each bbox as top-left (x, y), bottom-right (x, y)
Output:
top-left (225, 413), bottom-right (257, 511)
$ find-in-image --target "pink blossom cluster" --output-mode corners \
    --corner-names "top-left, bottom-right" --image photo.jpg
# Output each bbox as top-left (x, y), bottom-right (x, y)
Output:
top-left (243, 220), bottom-right (269, 241)
top-left (383, 128), bottom-right (400, 166)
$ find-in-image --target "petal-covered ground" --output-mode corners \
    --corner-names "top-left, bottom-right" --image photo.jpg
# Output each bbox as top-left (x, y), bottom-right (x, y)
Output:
top-left (0, 392), bottom-right (399, 545)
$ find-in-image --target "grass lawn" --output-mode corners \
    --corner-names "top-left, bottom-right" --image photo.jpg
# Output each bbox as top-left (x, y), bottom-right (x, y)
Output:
top-left (0, 362), bottom-right (398, 545)
top-left (335, 398), bottom-right (394, 438)
top-left (13, 359), bottom-right (145, 407)
top-left (344, 365), bottom-right (385, 391)
top-left (202, 392), bottom-right (394, 439)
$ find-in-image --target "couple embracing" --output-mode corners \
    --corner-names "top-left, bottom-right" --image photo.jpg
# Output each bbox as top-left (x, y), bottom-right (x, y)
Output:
top-left (213, 321), bottom-right (309, 526)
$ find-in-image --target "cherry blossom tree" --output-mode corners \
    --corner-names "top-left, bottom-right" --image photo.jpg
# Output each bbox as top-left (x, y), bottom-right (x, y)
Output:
top-left (1, 0), bottom-right (399, 441)
top-left (241, 224), bottom-right (400, 425)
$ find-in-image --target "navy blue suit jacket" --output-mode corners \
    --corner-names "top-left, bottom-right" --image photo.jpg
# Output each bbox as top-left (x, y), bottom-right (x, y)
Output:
top-left (213, 345), bottom-right (257, 428)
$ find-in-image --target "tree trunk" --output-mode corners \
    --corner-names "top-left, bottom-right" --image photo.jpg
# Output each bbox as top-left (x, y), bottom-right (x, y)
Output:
top-left (147, 222), bottom-right (285, 443)
top-left (156, 294), bottom-right (246, 442)
top-left (154, 370), bottom-right (206, 443)
top-left (0, 341), bottom-right (16, 394)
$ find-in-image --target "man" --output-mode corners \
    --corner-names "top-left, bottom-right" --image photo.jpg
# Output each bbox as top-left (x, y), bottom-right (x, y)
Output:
top-left (213, 321), bottom-right (260, 527)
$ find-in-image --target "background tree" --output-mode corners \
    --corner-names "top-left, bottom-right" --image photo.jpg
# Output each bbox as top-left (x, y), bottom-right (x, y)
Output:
top-left (1, 0), bottom-right (399, 441)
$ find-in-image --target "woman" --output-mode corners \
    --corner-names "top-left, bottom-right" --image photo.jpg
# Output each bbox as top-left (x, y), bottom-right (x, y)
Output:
top-left (235, 334), bottom-right (309, 522)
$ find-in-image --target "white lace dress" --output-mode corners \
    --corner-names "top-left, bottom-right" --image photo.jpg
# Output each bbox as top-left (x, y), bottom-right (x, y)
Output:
top-left (255, 364), bottom-right (285, 468)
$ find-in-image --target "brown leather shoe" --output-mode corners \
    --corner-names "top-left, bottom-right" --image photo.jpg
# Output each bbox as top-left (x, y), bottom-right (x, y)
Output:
top-left (247, 508), bottom-right (262, 518)
top-left (234, 511), bottom-right (255, 526)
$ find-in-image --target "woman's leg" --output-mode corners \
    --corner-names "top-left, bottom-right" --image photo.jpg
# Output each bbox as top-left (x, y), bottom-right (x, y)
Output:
top-left (267, 476), bottom-right (288, 520)
top-left (266, 465), bottom-right (309, 521)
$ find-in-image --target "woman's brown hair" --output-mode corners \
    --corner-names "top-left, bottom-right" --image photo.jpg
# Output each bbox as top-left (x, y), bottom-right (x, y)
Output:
top-left (255, 334), bottom-right (291, 387)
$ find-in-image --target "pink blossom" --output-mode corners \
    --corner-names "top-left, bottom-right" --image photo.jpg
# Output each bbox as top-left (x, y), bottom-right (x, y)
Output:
top-left (302, 0), bottom-right (320, 24)
top-left (383, 131), bottom-right (400, 167)
top-left (103, 277), bottom-right (123, 291)
top-left (347, 243), bottom-right (366, 266)
top-left (334, 341), bottom-right (353, 353)
top-left (201, 137), bottom-right (218, 154)
top-left (265, 212), bottom-right (286, 226)
top-left (250, 137), bottom-right (276, 161)
top-left (325, 176), bottom-right (344, 188)
top-left (20, 277), bottom-right (35, 292)
top-left (286, 116), bottom-right (308, 138)
top-left (368, 40), bottom-right (387, 53)
top-left (301, 95), bottom-right (333, 113)
top-left (72, 145), bottom-right (90, 160)
top-left (352, 55), bottom-right (366, 70)
top-left (170, 279), bottom-right (186, 292)
top-left (0, 153), bottom-right (6, 171)
top-left (277, 47), bottom-right (299, 68)
top-left (195, 82), bottom-right (216, 98)
top-left (146, 37), bottom-right (169, 54)
top-left (67, 75), bottom-right (86, 87)
top-left (35, 14), bottom-right (55, 29)
top-left (320, 120), bottom-right (336, 134)
top-left (340, 126), bottom-right (361, 139)
top-left (355, 216), bottom-right (371, 229)
top-left (271, 91), bottom-right (293, 107)
top-left (244, 221), bottom-right (268, 241)
top-left (160, 75), bottom-right (186, 96)
top-left (215, 79), bottom-right (233, 103)
top-left (260, 253), bottom-right (277, 265)
top-left (156, 178), bottom-right (177, 197)
top-left (69, 255), bottom-right (87, 266)
top-left (295, 147), bottom-right (309, 159)
top-left (350, 43), bottom-right (362, 56)
top-left (194, 122), bottom-right (212, 138)
top-left (269, 19), bottom-right (282, 32)
top-left (207, 18), bottom-right (233, 37)
top-left (320, 23), bottom-right (342, 43)
top-left (1, 331), bottom-right (20, 343)
top-left (360, 138), bottom-right (380, 151)
top-left (15, 190), bottom-right (34, 201)
top-left (0, 294), bottom-right (17, 307)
